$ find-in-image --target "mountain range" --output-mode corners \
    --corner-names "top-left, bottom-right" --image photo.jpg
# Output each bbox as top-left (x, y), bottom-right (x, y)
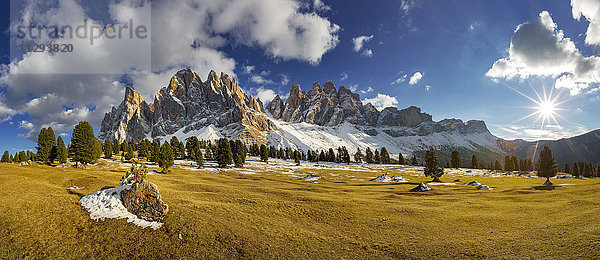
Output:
top-left (98, 69), bottom-right (599, 166)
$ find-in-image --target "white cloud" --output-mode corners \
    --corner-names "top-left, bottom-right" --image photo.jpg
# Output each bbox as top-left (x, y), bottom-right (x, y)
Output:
top-left (280, 74), bottom-right (290, 86)
top-left (571, 0), bottom-right (600, 45)
top-left (493, 124), bottom-right (588, 141)
top-left (254, 87), bottom-right (278, 104)
top-left (400, 0), bottom-right (415, 15)
top-left (409, 72), bottom-right (423, 85)
top-left (360, 86), bottom-right (374, 94)
top-left (352, 35), bottom-right (374, 52)
top-left (425, 85), bottom-right (431, 91)
top-left (18, 120), bottom-right (34, 131)
top-left (243, 65), bottom-right (255, 74)
top-left (362, 49), bottom-right (373, 57)
top-left (362, 94), bottom-right (398, 110)
top-left (313, 0), bottom-right (331, 12)
top-left (391, 74), bottom-right (407, 85)
top-left (486, 10), bottom-right (600, 96)
top-left (340, 72), bottom-right (348, 81)
top-left (250, 75), bottom-right (275, 84)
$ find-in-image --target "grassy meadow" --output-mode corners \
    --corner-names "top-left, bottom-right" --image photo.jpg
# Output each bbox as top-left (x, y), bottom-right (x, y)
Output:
top-left (0, 158), bottom-right (599, 259)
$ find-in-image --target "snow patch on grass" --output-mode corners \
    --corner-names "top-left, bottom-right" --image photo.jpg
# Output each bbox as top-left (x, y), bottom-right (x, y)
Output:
top-left (80, 185), bottom-right (163, 230)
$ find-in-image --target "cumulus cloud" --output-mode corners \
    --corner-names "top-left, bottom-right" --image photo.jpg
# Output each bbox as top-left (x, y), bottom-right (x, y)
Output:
top-left (486, 10), bottom-right (600, 96)
top-left (313, 0), bottom-right (331, 12)
top-left (1, 0), bottom-right (342, 140)
top-left (425, 85), bottom-right (431, 91)
top-left (243, 65), bottom-right (255, 74)
top-left (362, 94), bottom-right (398, 110)
top-left (362, 49), bottom-right (373, 57)
top-left (254, 87), bottom-right (279, 104)
top-left (280, 74), bottom-right (290, 86)
top-left (391, 74), bottom-right (408, 85)
top-left (352, 35), bottom-right (374, 52)
top-left (18, 120), bottom-right (34, 131)
top-left (409, 72), bottom-right (423, 85)
top-left (360, 86), bottom-right (374, 94)
top-left (572, 0), bottom-right (600, 46)
top-left (250, 75), bottom-right (275, 85)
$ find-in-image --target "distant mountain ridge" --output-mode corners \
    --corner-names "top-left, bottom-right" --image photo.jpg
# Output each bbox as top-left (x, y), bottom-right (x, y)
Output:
top-left (98, 69), bottom-right (600, 165)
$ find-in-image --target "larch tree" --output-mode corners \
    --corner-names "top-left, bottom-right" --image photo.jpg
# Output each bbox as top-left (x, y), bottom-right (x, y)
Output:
top-left (158, 142), bottom-right (174, 173)
top-left (103, 139), bottom-right (113, 159)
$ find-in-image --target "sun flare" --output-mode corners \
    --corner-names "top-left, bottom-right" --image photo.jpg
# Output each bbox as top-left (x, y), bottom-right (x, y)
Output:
top-left (538, 100), bottom-right (556, 119)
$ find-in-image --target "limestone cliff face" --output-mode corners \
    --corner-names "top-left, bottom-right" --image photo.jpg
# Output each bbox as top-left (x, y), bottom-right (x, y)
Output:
top-left (98, 69), bottom-right (275, 144)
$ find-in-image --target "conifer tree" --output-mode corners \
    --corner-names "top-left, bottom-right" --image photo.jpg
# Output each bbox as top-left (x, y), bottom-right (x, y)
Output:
top-left (18, 151), bottom-right (28, 162)
top-left (112, 139), bottom-right (120, 155)
top-left (572, 163), bottom-right (580, 177)
top-left (294, 150), bottom-right (301, 166)
top-left (450, 151), bottom-right (461, 168)
top-left (1, 151), bottom-right (9, 162)
top-left (471, 155), bottom-right (479, 169)
top-left (137, 140), bottom-right (149, 159)
top-left (365, 148), bottom-right (374, 163)
top-left (380, 147), bottom-right (390, 164)
top-left (341, 146), bottom-right (351, 164)
top-left (124, 143), bottom-right (134, 161)
top-left (103, 139), bottom-right (113, 159)
top-left (260, 144), bottom-right (269, 163)
top-left (354, 148), bottom-right (363, 163)
top-left (504, 156), bottom-right (512, 171)
top-left (232, 140), bottom-right (246, 168)
top-left (411, 154), bottom-right (418, 166)
top-left (150, 139), bottom-right (161, 162)
top-left (374, 149), bottom-right (380, 164)
top-left (56, 136), bottom-right (68, 164)
top-left (536, 146), bottom-right (557, 185)
top-left (511, 156), bottom-right (519, 171)
top-left (170, 137), bottom-right (181, 159)
top-left (216, 138), bottom-right (233, 168)
top-left (193, 146), bottom-right (204, 168)
top-left (9, 154), bottom-right (13, 163)
top-left (595, 163), bottom-right (600, 178)
top-left (495, 160), bottom-right (501, 171)
top-left (564, 163), bottom-right (570, 174)
top-left (424, 147), bottom-right (444, 182)
top-left (36, 127), bottom-right (57, 164)
top-left (70, 121), bottom-right (99, 166)
top-left (398, 153), bottom-right (405, 165)
top-left (121, 141), bottom-right (128, 157)
top-left (157, 142), bottom-right (174, 173)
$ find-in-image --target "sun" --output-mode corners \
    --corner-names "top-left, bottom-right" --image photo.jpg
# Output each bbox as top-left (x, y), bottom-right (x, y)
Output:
top-left (537, 100), bottom-right (556, 119)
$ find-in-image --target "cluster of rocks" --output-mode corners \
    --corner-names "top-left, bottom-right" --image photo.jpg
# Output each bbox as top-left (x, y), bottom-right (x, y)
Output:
top-left (120, 179), bottom-right (169, 222)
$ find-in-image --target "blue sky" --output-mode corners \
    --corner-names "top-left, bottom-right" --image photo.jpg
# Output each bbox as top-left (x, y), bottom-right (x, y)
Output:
top-left (1, 0), bottom-right (599, 153)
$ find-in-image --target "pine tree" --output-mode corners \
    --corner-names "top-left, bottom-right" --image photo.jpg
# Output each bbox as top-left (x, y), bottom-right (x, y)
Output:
top-left (18, 151), bottom-right (28, 162)
top-left (170, 137), bottom-right (181, 159)
top-left (158, 142), bottom-right (174, 173)
top-left (374, 149), bottom-right (381, 164)
top-left (380, 147), bottom-right (390, 164)
top-left (150, 139), bottom-right (161, 162)
top-left (56, 136), bottom-right (68, 164)
top-left (495, 160), bottom-right (501, 171)
top-left (36, 127), bottom-right (57, 164)
top-left (504, 156), bottom-right (512, 171)
top-left (294, 150), bottom-right (301, 166)
top-left (193, 146), bottom-right (204, 168)
top-left (572, 163), bottom-right (580, 177)
top-left (341, 146), bottom-right (350, 164)
top-left (564, 163), bottom-right (570, 174)
top-left (354, 149), bottom-right (363, 163)
top-left (365, 148), bottom-right (373, 163)
top-left (1, 151), bottom-right (9, 162)
top-left (138, 139), bottom-right (149, 159)
top-left (103, 139), bottom-right (113, 159)
top-left (424, 147), bottom-right (444, 182)
top-left (411, 154), bottom-right (418, 166)
top-left (216, 138), bottom-right (233, 168)
top-left (260, 144), bottom-right (269, 163)
top-left (124, 143), bottom-right (134, 161)
top-left (232, 140), bottom-right (246, 168)
top-left (595, 163), bottom-right (600, 178)
top-left (511, 156), bottom-right (519, 171)
top-left (121, 141), bottom-right (128, 158)
top-left (471, 155), bottom-right (479, 169)
top-left (398, 153), bottom-right (405, 165)
top-left (450, 151), bottom-right (461, 168)
top-left (70, 121), bottom-right (99, 166)
top-left (536, 146), bottom-right (557, 185)
top-left (112, 139), bottom-right (120, 155)
top-left (9, 154), bottom-right (13, 163)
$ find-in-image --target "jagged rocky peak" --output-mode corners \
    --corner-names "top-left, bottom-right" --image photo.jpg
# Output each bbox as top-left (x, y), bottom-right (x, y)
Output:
top-left (99, 69), bottom-right (276, 144)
